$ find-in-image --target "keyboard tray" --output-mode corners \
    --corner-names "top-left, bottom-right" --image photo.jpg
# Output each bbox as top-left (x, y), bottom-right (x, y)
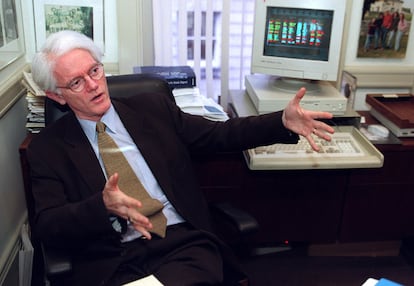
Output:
top-left (244, 126), bottom-right (384, 170)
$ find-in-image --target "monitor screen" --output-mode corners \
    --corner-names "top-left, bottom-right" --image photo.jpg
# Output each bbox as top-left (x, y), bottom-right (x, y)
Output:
top-left (250, 0), bottom-right (346, 84)
top-left (263, 7), bottom-right (333, 62)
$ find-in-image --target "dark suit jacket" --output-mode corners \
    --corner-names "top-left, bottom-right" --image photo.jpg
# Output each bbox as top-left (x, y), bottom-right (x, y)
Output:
top-left (27, 91), bottom-right (298, 285)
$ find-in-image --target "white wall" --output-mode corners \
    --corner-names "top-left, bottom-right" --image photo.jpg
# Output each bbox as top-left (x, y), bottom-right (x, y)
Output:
top-left (0, 96), bottom-right (28, 284)
top-left (117, 0), bottom-right (155, 74)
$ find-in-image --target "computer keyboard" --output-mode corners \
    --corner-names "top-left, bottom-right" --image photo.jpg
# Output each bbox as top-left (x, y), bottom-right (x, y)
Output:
top-left (253, 132), bottom-right (364, 158)
top-left (244, 126), bottom-right (384, 170)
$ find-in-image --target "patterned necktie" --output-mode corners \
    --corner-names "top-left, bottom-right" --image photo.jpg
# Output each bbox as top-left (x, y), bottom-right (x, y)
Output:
top-left (96, 121), bottom-right (167, 238)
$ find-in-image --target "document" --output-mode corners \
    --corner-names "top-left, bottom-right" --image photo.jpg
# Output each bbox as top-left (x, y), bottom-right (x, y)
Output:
top-left (122, 275), bottom-right (164, 286)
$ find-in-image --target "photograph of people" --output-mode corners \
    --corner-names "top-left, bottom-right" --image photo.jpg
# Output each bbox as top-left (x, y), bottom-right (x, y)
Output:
top-left (358, 0), bottom-right (412, 58)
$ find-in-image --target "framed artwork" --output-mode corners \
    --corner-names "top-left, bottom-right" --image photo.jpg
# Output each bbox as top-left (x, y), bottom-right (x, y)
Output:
top-left (357, 0), bottom-right (413, 59)
top-left (33, 0), bottom-right (105, 52)
top-left (0, 0), bottom-right (24, 70)
top-left (1, 0), bottom-right (19, 45)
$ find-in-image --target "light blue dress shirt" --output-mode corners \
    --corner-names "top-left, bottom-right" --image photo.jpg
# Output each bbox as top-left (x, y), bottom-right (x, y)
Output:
top-left (78, 105), bottom-right (184, 241)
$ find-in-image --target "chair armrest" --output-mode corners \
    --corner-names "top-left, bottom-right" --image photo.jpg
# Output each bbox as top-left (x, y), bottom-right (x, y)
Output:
top-left (210, 202), bottom-right (259, 235)
top-left (41, 244), bottom-right (72, 277)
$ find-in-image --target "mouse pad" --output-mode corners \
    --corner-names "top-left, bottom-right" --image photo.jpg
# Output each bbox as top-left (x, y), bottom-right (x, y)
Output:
top-left (359, 125), bottom-right (401, 145)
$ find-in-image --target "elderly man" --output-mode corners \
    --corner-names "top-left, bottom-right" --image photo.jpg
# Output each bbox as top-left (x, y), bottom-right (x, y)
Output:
top-left (28, 30), bottom-right (334, 285)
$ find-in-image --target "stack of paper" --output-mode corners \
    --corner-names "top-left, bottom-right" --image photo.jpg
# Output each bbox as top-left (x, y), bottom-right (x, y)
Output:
top-left (172, 87), bottom-right (229, 121)
top-left (201, 97), bottom-right (229, 121)
top-left (22, 72), bottom-right (46, 133)
top-left (173, 87), bottom-right (205, 115)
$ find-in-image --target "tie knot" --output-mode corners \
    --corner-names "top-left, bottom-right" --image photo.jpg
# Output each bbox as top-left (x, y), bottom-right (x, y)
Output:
top-left (96, 121), bottom-right (106, 133)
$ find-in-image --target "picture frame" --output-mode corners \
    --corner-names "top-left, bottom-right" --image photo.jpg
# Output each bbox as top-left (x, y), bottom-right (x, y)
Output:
top-left (0, 0), bottom-right (25, 70)
top-left (344, 0), bottom-right (414, 71)
top-left (1, 0), bottom-right (18, 46)
top-left (33, 0), bottom-right (105, 52)
top-left (357, 0), bottom-right (412, 59)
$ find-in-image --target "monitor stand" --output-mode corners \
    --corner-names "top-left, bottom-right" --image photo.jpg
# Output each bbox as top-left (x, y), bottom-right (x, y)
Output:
top-left (245, 74), bottom-right (347, 115)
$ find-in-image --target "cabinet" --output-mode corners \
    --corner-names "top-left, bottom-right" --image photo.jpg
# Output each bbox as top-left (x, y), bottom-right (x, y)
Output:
top-left (340, 112), bottom-right (414, 242)
top-left (197, 144), bottom-right (414, 244)
top-left (242, 168), bottom-right (348, 243)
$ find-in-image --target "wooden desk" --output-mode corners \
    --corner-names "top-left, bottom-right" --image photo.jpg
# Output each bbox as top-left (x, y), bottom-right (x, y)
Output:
top-left (199, 91), bottom-right (414, 245)
top-left (196, 140), bottom-right (414, 244)
top-left (20, 116), bottom-right (414, 245)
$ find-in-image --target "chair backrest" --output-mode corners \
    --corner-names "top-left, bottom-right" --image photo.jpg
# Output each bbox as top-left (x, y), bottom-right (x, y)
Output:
top-left (45, 73), bottom-right (172, 125)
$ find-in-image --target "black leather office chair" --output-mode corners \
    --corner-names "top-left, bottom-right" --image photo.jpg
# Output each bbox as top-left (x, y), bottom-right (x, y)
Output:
top-left (20, 73), bottom-right (258, 286)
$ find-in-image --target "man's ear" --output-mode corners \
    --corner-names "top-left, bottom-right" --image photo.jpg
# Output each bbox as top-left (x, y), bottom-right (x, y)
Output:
top-left (45, 90), bottom-right (66, 105)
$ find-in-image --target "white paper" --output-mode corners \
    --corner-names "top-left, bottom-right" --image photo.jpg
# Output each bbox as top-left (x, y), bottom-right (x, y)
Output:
top-left (122, 275), bottom-right (164, 286)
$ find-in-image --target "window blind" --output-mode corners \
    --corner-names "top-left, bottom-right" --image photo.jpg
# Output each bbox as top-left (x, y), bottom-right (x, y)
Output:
top-left (152, 0), bottom-right (254, 107)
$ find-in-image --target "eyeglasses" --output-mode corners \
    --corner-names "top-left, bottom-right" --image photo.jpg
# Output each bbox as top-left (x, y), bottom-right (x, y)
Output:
top-left (56, 63), bottom-right (104, 93)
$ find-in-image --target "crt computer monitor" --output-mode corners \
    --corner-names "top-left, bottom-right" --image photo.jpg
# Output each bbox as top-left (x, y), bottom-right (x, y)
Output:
top-left (250, 0), bottom-right (346, 91)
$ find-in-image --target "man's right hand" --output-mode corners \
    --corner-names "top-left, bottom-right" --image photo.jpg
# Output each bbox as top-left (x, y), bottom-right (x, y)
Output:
top-left (102, 173), bottom-right (153, 239)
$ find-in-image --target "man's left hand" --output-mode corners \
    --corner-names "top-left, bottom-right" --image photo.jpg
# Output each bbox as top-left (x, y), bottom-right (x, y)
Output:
top-left (282, 87), bottom-right (335, 151)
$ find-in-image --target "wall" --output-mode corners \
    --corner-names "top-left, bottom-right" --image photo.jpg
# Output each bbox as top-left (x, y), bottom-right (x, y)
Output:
top-left (0, 0), bottom-right (30, 282)
top-left (0, 94), bottom-right (28, 284)
top-left (117, 0), bottom-right (154, 74)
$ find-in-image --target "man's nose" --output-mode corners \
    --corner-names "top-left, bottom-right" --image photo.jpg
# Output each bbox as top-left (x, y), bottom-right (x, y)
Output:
top-left (84, 75), bottom-right (99, 91)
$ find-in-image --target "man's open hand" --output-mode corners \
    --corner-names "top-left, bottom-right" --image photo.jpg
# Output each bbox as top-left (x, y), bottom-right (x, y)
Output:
top-left (282, 87), bottom-right (335, 151)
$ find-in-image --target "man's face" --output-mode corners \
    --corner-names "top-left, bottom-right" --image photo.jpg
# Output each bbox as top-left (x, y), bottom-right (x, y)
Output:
top-left (48, 48), bottom-right (111, 121)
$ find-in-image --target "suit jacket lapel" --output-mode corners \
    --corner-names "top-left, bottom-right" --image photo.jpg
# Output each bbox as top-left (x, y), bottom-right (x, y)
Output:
top-left (63, 113), bottom-right (106, 196)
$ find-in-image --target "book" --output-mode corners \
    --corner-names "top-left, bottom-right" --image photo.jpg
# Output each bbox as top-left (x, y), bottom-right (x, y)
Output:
top-left (376, 278), bottom-right (403, 286)
top-left (362, 278), bottom-right (403, 286)
top-left (133, 66), bottom-right (196, 89)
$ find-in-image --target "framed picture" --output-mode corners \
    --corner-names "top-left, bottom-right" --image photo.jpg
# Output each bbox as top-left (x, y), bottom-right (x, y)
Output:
top-left (0, 0), bottom-right (24, 70)
top-left (1, 0), bottom-right (19, 45)
top-left (344, 0), bottom-right (414, 83)
top-left (33, 0), bottom-right (105, 52)
top-left (357, 0), bottom-right (413, 59)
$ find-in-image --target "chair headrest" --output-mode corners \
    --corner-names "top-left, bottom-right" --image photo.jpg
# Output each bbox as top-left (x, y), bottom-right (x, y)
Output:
top-left (45, 73), bottom-right (172, 126)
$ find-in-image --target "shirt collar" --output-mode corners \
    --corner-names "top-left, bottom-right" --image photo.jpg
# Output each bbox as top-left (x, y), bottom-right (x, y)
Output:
top-left (78, 104), bottom-right (118, 143)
